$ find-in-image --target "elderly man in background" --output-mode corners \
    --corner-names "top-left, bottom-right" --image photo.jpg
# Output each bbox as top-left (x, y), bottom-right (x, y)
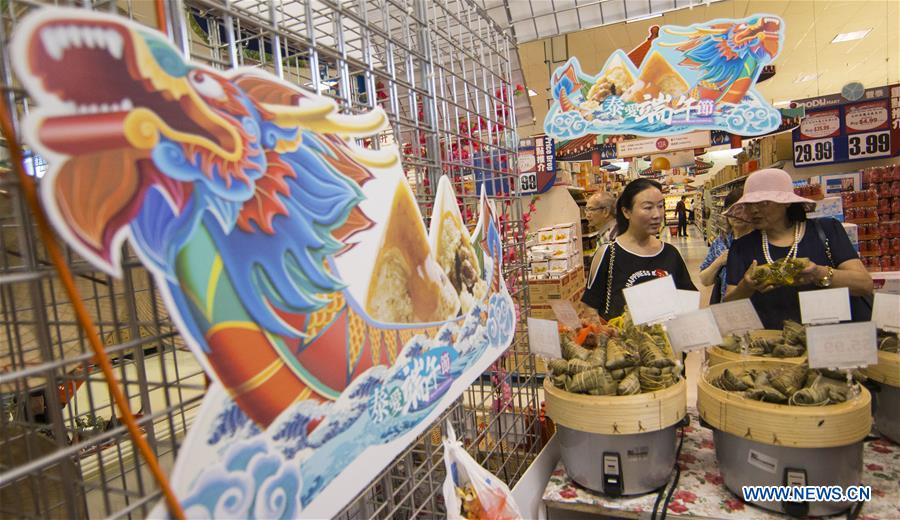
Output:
top-left (584, 191), bottom-right (617, 287)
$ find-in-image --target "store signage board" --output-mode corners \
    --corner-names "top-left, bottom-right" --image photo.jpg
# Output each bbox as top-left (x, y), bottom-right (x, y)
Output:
top-left (666, 308), bottom-right (723, 353)
top-left (527, 317), bottom-right (563, 359)
top-left (806, 321), bottom-right (878, 369)
top-left (791, 84), bottom-right (900, 167)
top-left (709, 299), bottom-right (764, 335)
top-left (674, 289), bottom-right (701, 315)
top-left (519, 135), bottom-right (556, 195)
top-left (872, 293), bottom-right (900, 332)
top-left (799, 288), bottom-right (852, 324)
top-left (11, 8), bottom-right (517, 519)
top-left (623, 276), bottom-right (678, 325)
top-left (549, 300), bottom-right (581, 330)
top-left (544, 14), bottom-right (785, 140)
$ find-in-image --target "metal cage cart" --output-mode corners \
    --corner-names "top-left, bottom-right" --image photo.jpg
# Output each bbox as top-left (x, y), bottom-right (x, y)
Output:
top-left (0, 0), bottom-right (539, 518)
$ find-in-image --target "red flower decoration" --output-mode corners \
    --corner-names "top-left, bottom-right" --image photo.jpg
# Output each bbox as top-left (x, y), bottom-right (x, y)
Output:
top-left (724, 498), bottom-right (745, 511)
top-left (673, 490), bottom-right (697, 504)
top-left (705, 472), bottom-right (724, 485)
top-left (682, 425), bottom-right (695, 433)
top-left (667, 501), bottom-right (688, 513)
top-left (558, 488), bottom-right (578, 499)
top-left (700, 439), bottom-right (715, 450)
top-left (872, 445), bottom-right (893, 454)
top-left (678, 453), bottom-right (697, 464)
top-left (866, 463), bottom-right (884, 471)
top-left (872, 488), bottom-right (885, 497)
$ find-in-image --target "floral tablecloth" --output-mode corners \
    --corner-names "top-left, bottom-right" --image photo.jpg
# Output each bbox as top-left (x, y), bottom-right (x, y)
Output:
top-left (543, 412), bottom-right (900, 519)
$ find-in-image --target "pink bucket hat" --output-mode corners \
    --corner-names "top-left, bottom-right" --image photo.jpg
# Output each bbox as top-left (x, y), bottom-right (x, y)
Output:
top-left (723, 168), bottom-right (815, 217)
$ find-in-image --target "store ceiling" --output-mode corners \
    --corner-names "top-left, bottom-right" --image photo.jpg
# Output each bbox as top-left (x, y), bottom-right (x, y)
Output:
top-left (481, 0), bottom-right (900, 138)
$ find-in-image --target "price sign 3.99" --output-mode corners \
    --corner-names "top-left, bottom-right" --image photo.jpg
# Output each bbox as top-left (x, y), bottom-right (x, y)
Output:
top-left (793, 137), bottom-right (835, 166)
top-left (848, 130), bottom-right (891, 160)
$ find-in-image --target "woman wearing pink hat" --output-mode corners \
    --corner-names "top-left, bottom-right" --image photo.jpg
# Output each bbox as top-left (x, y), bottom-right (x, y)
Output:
top-left (723, 168), bottom-right (873, 329)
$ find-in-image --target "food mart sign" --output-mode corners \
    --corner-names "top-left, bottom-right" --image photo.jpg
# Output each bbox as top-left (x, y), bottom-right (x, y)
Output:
top-left (791, 84), bottom-right (900, 167)
top-left (616, 131), bottom-right (711, 158)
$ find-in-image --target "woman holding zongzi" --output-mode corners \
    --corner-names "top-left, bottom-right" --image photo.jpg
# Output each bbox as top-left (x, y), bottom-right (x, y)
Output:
top-left (582, 178), bottom-right (696, 321)
top-left (724, 168), bottom-right (873, 329)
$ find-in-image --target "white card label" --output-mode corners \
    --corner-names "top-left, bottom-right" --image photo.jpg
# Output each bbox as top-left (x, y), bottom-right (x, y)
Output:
top-left (623, 276), bottom-right (678, 325)
top-left (549, 300), bottom-right (581, 330)
top-left (527, 317), bottom-right (562, 359)
top-left (806, 321), bottom-right (877, 369)
top-left (675, 290), bottom-right (701, 315)
top-left (665, 308), bottom-right (724, 353)
top-left (872, 292), bottom-right (900, 331)
top-left (799, 287), bottom-right (852, 324)
top-left (709, 299), bottom-right (764, 335)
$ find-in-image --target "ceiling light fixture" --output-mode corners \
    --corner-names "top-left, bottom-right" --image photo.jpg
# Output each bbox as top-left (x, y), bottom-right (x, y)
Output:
top-left (625, 13), bottom-right (663, 24)
top-left (528, 89), bottom-right (538, 97)
top-left (831, 29), bottom-right (872, 43)
top-left (773, 100), bottom-right (791, 107)
top-left (794, 73), bottom-right (821, 84)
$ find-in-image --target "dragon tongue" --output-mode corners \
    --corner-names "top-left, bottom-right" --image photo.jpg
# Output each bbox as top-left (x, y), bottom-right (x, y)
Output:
top-left (39, 112), bottom-right (132, 155)
top-left (53, 150), bottom-right (143, 256)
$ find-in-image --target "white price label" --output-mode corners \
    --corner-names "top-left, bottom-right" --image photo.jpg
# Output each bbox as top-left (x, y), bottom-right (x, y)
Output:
top-left (847, 130), bottom-right (891, 160)
top-left (526, 317), bottom-right (561, 360)
top-left (675, 290), bottom-right (701, 315)
top-left (793, 137), bottom-right (835, 166)
top-left (549, 300), bottom-right (581, 330)
top-left (806, 321), bottom-right (877, 369)
top-left (799, 288), bottom-right (852, 324)
top-left (623, 276), bottom-right (678, 325)
top-left (519, 172), bottom-right (537, 194)
top-left (710, 299), bottom-right (764, 335)
top-left (665, 308), bottom-right (723, 353)
top-left (872, 293), bottom-right (900, 331)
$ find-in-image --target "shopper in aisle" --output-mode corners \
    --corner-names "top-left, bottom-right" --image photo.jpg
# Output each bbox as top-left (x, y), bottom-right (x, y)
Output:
top-left (724, 168), bottom-right (873, 328)
top-left (583, 179), bottom-right (697, 321)
top-left (675, 196), bottom-right (688, 237)
top-left (585, 192), bottom-right (617, 285)
top-left (699, 188), bottom-right (753, 304)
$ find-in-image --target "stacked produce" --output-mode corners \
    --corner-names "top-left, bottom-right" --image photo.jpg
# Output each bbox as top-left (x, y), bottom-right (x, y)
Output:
top-left (711, 363), bottom-right (862, 406)
top-left (717, 320), bottom-right (806, 358)
top-left (548, 314), bottom-right (682, 396)
top-left (751, 257), bottom-right (811, 287)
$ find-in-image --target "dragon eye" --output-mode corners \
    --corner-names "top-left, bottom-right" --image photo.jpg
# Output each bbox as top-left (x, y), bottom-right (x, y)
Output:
top-left (189, 71), bottom-right (226, 100)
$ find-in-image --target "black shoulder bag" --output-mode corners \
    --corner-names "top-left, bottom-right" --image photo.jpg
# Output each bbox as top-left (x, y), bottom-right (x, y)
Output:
top-left (811, 218), bottom-right (873, 311)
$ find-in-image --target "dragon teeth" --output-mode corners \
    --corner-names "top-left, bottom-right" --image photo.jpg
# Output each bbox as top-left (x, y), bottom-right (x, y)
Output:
top-left (40, 25), bottom-right (124, 61)
top-left (121, 98), bottom-right (133, 110)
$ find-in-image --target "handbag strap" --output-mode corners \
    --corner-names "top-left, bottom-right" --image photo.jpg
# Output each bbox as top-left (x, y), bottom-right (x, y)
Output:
top-left (604, 242), bottom-right (617, 315)
top-left (811, 218), bottom-right (835, 267)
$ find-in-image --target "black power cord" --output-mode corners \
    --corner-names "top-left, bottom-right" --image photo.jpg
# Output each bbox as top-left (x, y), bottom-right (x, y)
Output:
top-left (651, 417), bottom-right (688, 520)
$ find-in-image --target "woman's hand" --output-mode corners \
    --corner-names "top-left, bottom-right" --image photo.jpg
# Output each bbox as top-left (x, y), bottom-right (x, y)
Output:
top-left (794, 262), bottom-right (826, 286)
top-left (738, 260), bottom-right (775, 294)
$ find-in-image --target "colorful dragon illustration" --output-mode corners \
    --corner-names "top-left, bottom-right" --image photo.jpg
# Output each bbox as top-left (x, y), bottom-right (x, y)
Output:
top-left (13, 9), bottom-right (500, 429)
top-left (665, 15), bottom-right (782, 104)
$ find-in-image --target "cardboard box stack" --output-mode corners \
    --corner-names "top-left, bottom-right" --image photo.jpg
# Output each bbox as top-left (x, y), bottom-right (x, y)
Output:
top-left (528, 223), bottom-right (583, 279)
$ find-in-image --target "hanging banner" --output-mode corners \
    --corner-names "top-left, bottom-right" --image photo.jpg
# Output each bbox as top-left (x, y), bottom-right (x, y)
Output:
top-left (791, 84), bottom-right (900, 167)
top-left (544, 15), bottom-right (785, 139)
top-left (616, 130), bottom-right (711, 158)
top-left (518, 135), bottom-right (556, 194)
top-left (12, 8), bottom-right (515, 519)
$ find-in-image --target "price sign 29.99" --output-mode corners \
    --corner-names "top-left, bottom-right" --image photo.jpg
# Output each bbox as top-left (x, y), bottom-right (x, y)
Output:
top-left (848, 130), bottom-right (891, 160)
top-left (793, 137), bottom-right (835, 166)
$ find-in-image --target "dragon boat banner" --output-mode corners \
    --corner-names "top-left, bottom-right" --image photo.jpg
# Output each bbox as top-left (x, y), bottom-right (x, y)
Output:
top-left (13, 8), bottom-right (515, 518)
top-left (545, 14), bottom-right (785, 140)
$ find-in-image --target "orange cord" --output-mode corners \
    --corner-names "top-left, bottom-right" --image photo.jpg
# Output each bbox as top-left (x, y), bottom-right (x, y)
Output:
top-left (0, 101), bottom-right (187, 520)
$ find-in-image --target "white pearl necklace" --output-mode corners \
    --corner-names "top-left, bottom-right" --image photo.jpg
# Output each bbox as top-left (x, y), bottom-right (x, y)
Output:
top-left (762, 223), bottom-right (801, 264)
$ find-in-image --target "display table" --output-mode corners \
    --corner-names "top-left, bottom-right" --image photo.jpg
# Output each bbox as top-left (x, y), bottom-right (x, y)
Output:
top-left (543, 411), bottom-right (899, 519)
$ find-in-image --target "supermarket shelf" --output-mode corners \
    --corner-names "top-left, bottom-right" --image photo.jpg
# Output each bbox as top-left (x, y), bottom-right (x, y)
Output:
top-left (711, 174), bottom-right (748, 192)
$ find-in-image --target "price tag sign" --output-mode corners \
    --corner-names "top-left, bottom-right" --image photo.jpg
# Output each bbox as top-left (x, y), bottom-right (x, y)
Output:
top-left (710, 299), bottom-right (764, 335)
top-left (527, 317), bottom-right (561, 359)
top-left (519, 172), bottom-right (537, 194)
top-left (665, 308), bottom-right (724, 353)
top-left (799, 288), bottom-right (851, 324)
top-left (623, 276), bottom-right (678, 325)
top-left (806, 321), bottom-right (877, 369)
top-left (847, 130), bottom-right (891, 160)
top-left (872, 292), bottom-right (900, 331)
top-left (549, 300), bottom-right (581, 330)
top-left (675, 290), bottom-right (701, 315)
top-left (793, 137), bottom-right (835, 166)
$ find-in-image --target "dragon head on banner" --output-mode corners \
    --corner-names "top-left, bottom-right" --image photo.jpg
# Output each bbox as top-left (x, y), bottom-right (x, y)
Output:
top-left (13, 9), bottom-right (515, 516)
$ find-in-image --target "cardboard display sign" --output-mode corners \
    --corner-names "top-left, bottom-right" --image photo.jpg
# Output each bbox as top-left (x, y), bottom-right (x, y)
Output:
top-left (12, 8), bottom-right (515, 518)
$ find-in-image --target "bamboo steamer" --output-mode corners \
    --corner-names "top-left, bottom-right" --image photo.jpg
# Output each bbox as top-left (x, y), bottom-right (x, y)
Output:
top-left (543, 377), bottom-right (687, 435)
top-left (707, 330), bottom-right (806, 366)
top-left (865, 350), bottom-right (900, 387)
top-left (698, 360), bottom-right (871, 448)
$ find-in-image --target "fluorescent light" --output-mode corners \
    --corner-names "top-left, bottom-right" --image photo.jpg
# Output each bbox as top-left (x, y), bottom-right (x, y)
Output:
top-left (626, 13), bottom-right (663, 23)
top-left (831, 29), bottom-right (872, 43)
top-left (773, 100), bottom-right (791, 107)
top-left (528, 89), bottom-right (538, 97)
top-left (794, 73), bottom-right (821, 84)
